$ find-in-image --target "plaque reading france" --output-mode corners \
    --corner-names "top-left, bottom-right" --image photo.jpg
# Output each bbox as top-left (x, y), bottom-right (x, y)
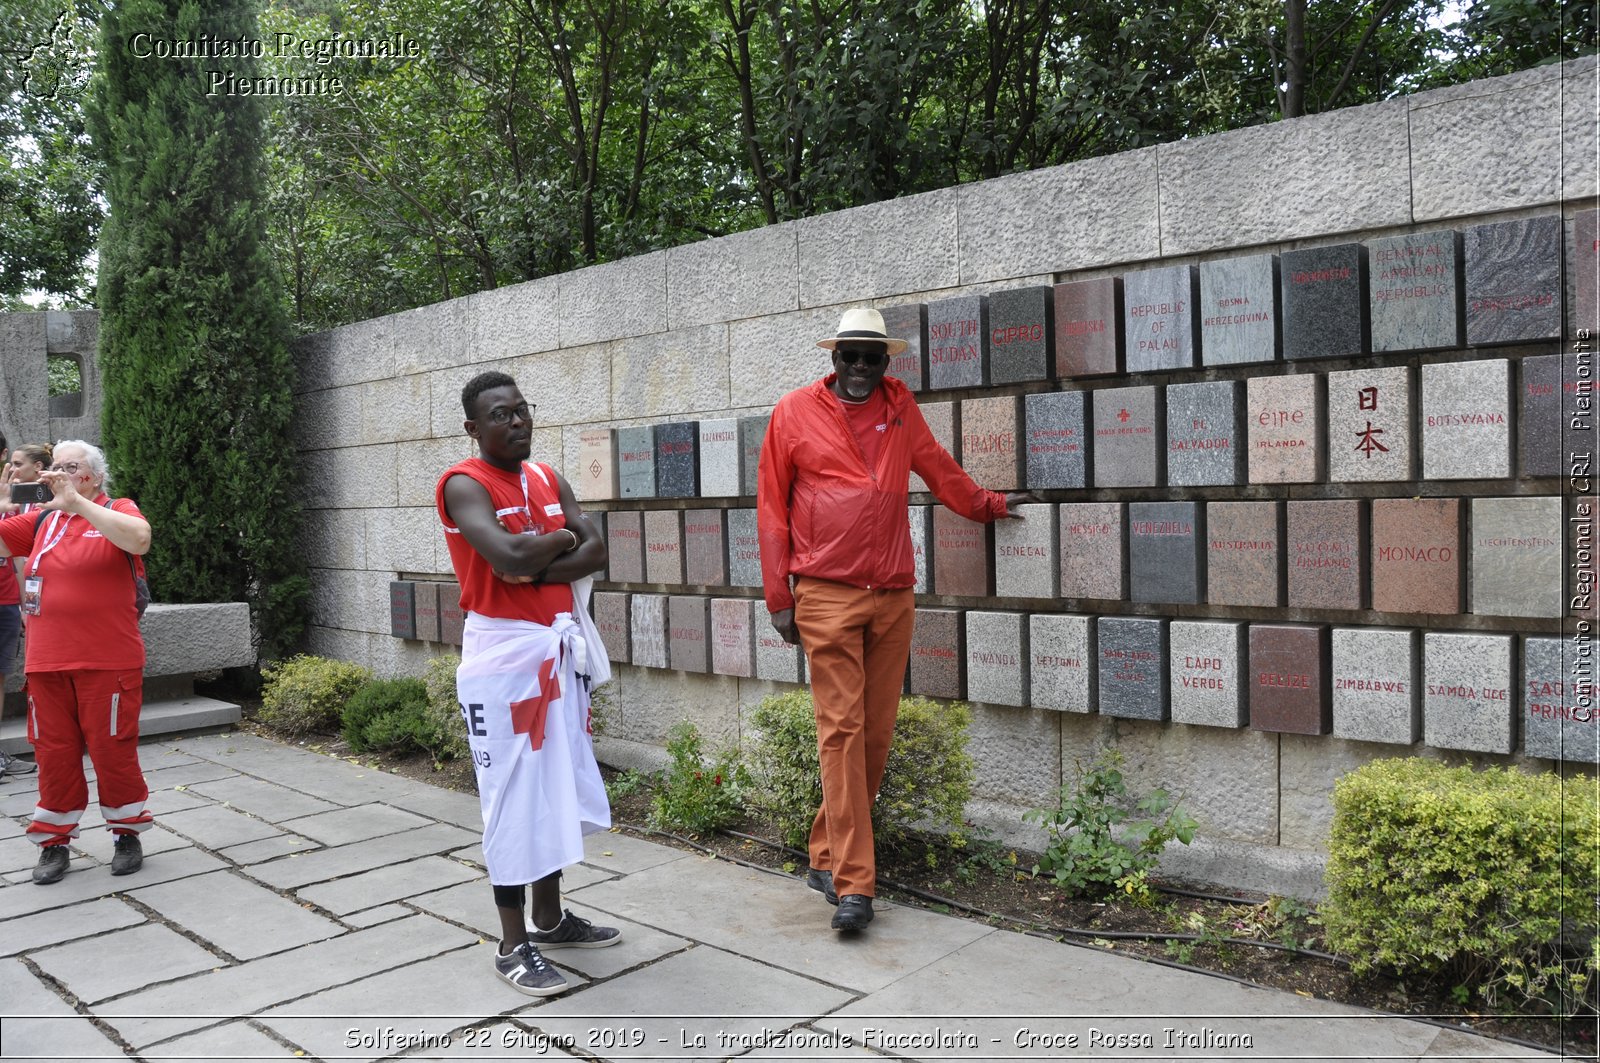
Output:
top-left (960, 395), bottom-right (1022, 491)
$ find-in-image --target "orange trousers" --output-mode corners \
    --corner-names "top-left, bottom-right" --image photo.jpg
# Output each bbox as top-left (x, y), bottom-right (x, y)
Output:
top-left (792, 577), bottom-right (915, 898)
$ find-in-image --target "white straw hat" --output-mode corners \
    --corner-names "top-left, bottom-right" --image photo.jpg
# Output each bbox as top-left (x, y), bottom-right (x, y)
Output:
top-left (816, 308), bottom-right (909, 355)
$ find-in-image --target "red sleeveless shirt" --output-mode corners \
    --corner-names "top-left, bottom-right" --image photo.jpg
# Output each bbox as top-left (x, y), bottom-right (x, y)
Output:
top-left (436, 458), bottom-right (574, 626)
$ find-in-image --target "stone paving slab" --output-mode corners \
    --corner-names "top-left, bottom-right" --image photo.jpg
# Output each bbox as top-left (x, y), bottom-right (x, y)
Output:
top-left (279, 802), bottom-right (435, 846)
top-left (0, 895), bottom-right (145, 957)
top-left (345, 903), bottom-right (412, 928)
top-left (31, 920), bottom-right (224, 1004)
top-left (187, 774), bottom-right (343, 821)
top-left (156, 802), bottom-right (292, 849)
top-left (141, 1020), bottom-right (306, 1062)
top-left (219, 832), bottom-right (321, 864)
top-left (0, 833), bottom-right (38, 875)
top-left (297, 854), bottom-right (484, 916)
top-left (246, 822), bottom-right (481, 890)
top-left (138, 759), bottom-right (244, 792)
top-left (129, 868), bottom-right (347, 960)
top-left (0, 955), bottom-right (127, 1060)
top-left (0, 844), bottom-right (225, 920)
top-left (577, 827), bottom-right (695, 875)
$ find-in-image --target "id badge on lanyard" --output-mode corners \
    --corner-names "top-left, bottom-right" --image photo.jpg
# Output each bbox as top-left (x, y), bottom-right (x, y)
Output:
top-left (24, 512), bottom-right (72, 616)
top-left (21, 576), bottom-right (41, 616)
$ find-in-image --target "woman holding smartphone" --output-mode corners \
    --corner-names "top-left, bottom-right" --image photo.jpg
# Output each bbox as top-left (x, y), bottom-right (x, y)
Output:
top-left (0, 438), bottom-right (47, 778)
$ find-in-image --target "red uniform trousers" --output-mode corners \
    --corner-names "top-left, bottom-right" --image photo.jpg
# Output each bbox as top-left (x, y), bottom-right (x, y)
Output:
top-left (26, 669), bottom-right (152, 846)
top-left (792, 577), bottom-right (915, 898)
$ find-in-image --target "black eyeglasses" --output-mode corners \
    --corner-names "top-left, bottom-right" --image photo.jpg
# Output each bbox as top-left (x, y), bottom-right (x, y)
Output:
top-left (482, 402), bottom-right (534, 426)
top-left (835, 348), bottom-right (887, 367)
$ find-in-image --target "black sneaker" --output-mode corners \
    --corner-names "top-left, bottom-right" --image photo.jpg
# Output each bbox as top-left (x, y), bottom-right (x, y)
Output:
top-left (32, 843), bottom-right (69, 885)
top-left (806, 867), bottom-right (839, 905)
top-left (493, 941), bottom-right (569, 996)
top-left (526, 909), bottom-right (622, 949)
top-left (831, 895), bottom-right (874, 931)
top-left (110, 833), bottom-right (143, 876)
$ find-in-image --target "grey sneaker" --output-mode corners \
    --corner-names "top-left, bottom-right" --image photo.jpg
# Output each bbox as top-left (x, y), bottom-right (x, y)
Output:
top-left (526, 908), bottom-right (622, 949)
top-left (493, 941), bottom-right (569, 996)
top-left (1, 751), bottom-right (37, 776)
top-left (110, 833), bottom-right (143, 876)
top-left (32, 843), bottom-right (69, 885)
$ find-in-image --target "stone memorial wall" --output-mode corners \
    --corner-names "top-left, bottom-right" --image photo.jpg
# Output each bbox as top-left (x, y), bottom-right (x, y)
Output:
top-left (294, 57), bottom-right (1598, 897)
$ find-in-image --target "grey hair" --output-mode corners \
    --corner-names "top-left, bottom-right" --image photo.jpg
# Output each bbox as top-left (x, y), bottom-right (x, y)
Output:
top-left (52, 439), bottom-right (112, 491)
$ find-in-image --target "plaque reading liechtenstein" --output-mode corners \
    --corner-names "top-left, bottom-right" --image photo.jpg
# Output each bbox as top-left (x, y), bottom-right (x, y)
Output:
top-left (1326, 366), bottom-right (1414, 482)
top-left (1281, 243), bottom-right (1368, 361)
top-left (926, 294), bottom-right (989, 390)
top-left (1422, 633), bottom-right (1514, 754)
top-left (1419, 358), bottom-right (1512, 480)
top-left (1123, 265), bottom-right (1198, 372)
top-left (879, 302), bottom-right (928, 392)
top-left (1366, 229), bottom-right (1462, 352)
top-left (1198, 253), bottom-right (1279, 366)
top-left (1053, 277), bottom-right (1121, 378)
top-left (986, 286), bottom-right (1052, 385)
top-left (1330, 627), bottom-right (1418, 745)
top-left (1166, 380), bottom-right (1244, 487)
top-left (1468, 496), bottom-right (1563, 618)
top-left (1023, 390), bottom-right (1088, 490)
top-left (1464, 214), bottom-right (1563, 345)
top-left (1523, 637), bottom-right (1599, 763)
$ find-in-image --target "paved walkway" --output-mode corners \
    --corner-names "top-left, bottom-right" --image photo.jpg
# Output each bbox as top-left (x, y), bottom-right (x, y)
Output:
top-left (0, 732), bottom-right (1560, 1062)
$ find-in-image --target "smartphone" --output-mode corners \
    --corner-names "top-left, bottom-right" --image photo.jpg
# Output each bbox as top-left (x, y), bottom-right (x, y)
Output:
top-left (9, 483), bottom-right (51, 505)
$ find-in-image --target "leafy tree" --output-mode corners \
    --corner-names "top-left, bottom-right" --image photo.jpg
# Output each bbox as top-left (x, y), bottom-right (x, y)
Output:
top-left (89, 0), bottom-right (310, 658)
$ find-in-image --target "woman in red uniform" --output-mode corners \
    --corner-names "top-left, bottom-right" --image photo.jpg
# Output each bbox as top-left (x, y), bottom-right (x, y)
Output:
top-left (0, 441), bottom-right (52, 780)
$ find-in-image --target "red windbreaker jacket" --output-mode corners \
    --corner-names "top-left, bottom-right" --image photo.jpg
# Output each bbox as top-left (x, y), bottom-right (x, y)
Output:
top-left (757, 374), bottom-right (1008, 613)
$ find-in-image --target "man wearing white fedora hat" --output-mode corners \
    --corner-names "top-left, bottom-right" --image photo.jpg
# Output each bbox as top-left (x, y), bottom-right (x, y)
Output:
top-left (757, 307), bottom-right (1036, 932)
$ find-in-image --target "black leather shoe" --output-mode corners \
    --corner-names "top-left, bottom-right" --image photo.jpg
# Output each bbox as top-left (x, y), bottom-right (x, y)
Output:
top-left (806, 868), bottom-right (838, 906)
top-left (831, 894), bottom-right (873, 931)
top-left (32, 844), bottom-right (69, 885)
top-left (110, 833), bottom-right (143, 876)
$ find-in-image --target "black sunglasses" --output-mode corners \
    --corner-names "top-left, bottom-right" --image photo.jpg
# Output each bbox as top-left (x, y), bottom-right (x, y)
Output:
top-left (835, 347), bottom-right (887, 367)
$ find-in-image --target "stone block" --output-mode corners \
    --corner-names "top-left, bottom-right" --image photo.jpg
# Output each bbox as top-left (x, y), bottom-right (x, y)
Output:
top-left (1022, 390), bottom-right (1088, 490)
top-left (1246, 374), bottom-right (1323, 483)
top-left (986, 286), bottom-right (1052, 384)
top-left (1286, 500), bottom-right (1367, 610)
top-left (665, 222), bottom-right (798, 330)
top-left (1123, 264), bottom-right (1198, 372)
top-left (738, 414), bottom-right (768, 498)
top-left (438, 585), bottom-right (464, 645)
top-left (1247, 624), bottom-right (1330, 735)
top-left (616, 426), bottom-right (657, 499)
top-left (726, 509), bottom-right (762, 588)
top-left (1367, 229), bottom-right (1462, 351)
top-left (1169, 621), bottom-right (1246, 728)
top-left (909, 609), bottom-right (963, 699)
top-left (1571, 208), bottom-right (1599, 338)
top-left (709, 598), bottom-right (755, 678)
top-left (667, 595), bottom-right (709, 673)
top-left (1520, 354), bottom-right (1597, 478)
top-left (643, 510), bottom-right (684, 586)
top-left (1096, 617), bottom-right (1168, 721)
top-left (1330, 627), bottom-right (1418, 745)
top-left (1027, 614), bottom-right (1095, 713)
top-left (1198, 253), bottom-right (1280, 365)
top-left (1420, 358), bottom-right (1512, 480)
top-left (605, 510), bottom-right (645, 584)
top-left (926, 294), bottom-right (989, 390)
top-left (558, 252), bottom-right (666, 348)
top-left (1205, 501), bottom-right (1283, 608)
top-left (1166, 380), bottom-right (1244, 486)
top-left (388, 581), bottom-right (415, 640)
top-left (575, 429), bottom-right (617, 501)
top-left (1327, 365), bottom-right (1415, 482)
top-left (753, 623), bottom-right (804, 684)
top-left (727, 307), bottom-right (839, 409)
top-left (909, 400), bottom-right (958, 494)
top-left (1524, 636), bottom-right (1599, 763)
top-left (1469, 496), bottom-right (1563, 618)
top-left (630, 594), bottom-right (668, 670)
top-left (1091, 385), bottom-right (1163, 487)
top-left (1058, 502), bottom-right (1125, 601)
top-left (1573, 496), bottom-right (1598, 623)
top-left (1281, 243), bottom-right (1368, 361)
top-left (653, 422), bottom-right (700, 499)
top-left (965, 612), bottom-right (1027, 707)
top-left (1053, 277), bottom-right (1122, 377)
top-left (879, 302), bottom-right (928, 392)
top-left (697, 419), bottom-right (741, 498)
top-left (587, 510), bottom-right (606, 580)
top-left (1370, 498), bottom-right (1463, 615)
top-left (594, 591), bottom-right (630, 664)
top-left (1128, 501), bottom-right (1203, 605)
top-left (932, 508), bottom-right (991, 597)
top-left (413, 582), bottom-right (440, 643)
top-left (960, 395), bottom-right (1022, 490)
top-left (683, 510), bottom-right (727, 587)
top-left (1422, 633), bottom-right (1514, 753)
top-left (908, 505), bottom-right (931, 593)
top-left (798, 188), bottom-right (959, 306)
top-left (993, 504), bottom-right (1056, 599)
top-left (1464, 215), bottom-right (1563, 345)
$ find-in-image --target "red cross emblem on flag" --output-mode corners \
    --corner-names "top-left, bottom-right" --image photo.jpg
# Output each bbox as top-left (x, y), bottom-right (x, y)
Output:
top-left (509, 657), bottom-right (561, 751)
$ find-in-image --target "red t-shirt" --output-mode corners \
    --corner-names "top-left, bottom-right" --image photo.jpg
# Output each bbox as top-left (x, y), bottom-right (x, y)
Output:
top-left (0, 553), bottom-right (17, 606)
top-left (0, 496), bottom-right (147, 671)
top-left (838, 388), bottom-right (889, 470)
top-left (436, 459), bottom-right (575, 626)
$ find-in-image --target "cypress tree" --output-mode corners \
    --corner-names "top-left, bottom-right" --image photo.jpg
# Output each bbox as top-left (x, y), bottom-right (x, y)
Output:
top-left (89, 0), bottom-right (309, 658)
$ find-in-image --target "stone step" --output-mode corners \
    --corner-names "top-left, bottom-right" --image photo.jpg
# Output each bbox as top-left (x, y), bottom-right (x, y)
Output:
top-left (0, 695), bottom-right (240, 755)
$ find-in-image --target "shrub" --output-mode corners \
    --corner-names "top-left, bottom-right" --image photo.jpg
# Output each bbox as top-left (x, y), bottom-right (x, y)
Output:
top-left (744, 690), bottom-right (976, 853)
top-left (648, 722), bottom-right (747, 834)
top-left (421, 654), bottom-right (471, 762)
top-left (258, 655), bottom-right (371, 736)
top-left (1322, 757), bottom-right (1599, 1012)
top-left (340, 677), bottom-right (436, 755)
top-left (1024, 747), bottom-right (1196, 902)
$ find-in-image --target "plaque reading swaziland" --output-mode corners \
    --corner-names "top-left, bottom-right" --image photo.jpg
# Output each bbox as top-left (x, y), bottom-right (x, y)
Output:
top-left (932, 508), bottom-right (991, 597)
top-left (960, 395), bottom-right (1022, 490)
top-left (593, 591), bottom-right (630, 664)
top-left (1246, 374), bottom-right (1323, 483)
top-left (1028, 614), bottom-right (1095, 713)
top-left (653, 422), bottom-right (700, 499)
top-left (1422, 632), bottom-right (1514, 754)
top-left (966, 611), bottom-right (1027, 707)
top-left (1281, 243), bottom-right (1368, 361)
top-left (909, 609), bottom-right (964, 699)
top-left (697, 419), bottom-right (740, 498)
top-left (1367, 229), bottom-right (1462, 352)
top-left (1327, 365), bottom-right (1414, 482)
top-left (1053, 277), bottom-right (1121, 378)
top-left (668, 595), bottom-right (709, 673)
top-left (605, 509), bottom-right (645, 584)
top-left (1024, 390), bottom-right (1087, 489)
top-left (926, 294), bottom-right (988, 390)
top-left (1169, 621), bottom-right (1245, 728)
top-left (1524, 636), bottom-right (1599, 763)
top-left (1370, 498), bottom-right (1462, 614)
top-left (1247, 624), bottom-right (1330, 735)
top-left (738, 415), bottom-right (769, 498)
top-left (1206, 501), bottom-right (1282, 608)
top-left (683, 510), bottom-right (727, 587)
top-left (1123, 264), bottom-right (1198, 372)
top-left (630, 594), bottom-right (667, 669)
top-left (1128, 501), bottom-right (1203, 605)
top-left (1199, 253), bottom-right (1279, 366)
top-left (389, 581), bottom-right (416, 640)
top-left (1166, 380), bottom-right (1243, 486)
top-left (1097, 617), bottom-right (1168, 721)
top-left (1092, 385), bottom-right (1163, 487)
top-left (1469, 496), bottom-right (1563, 618)
top-left (616, 426), bottom-right (657, 499)
top-left (725, 509), bottom-right (761, 588)
top-left (1286, 500), bottom-right (1367, 611)
top-left (709, 598), bottom-right (755, 678)
top-left (643, 509), bottom-right (684, 586)
top-left (1520, 354), bottom-right (1597, 478)
top-left (1331, 627), bottom-right (1417, 745)
top-left (1420, 358), bottom-right (1511, 480)
top-left (413, 582), bottom-right (440, 643)
top-left (987, 286), bottom-right (1052, 385)
top-left (879, 302), bottom-right (928, 392)
top-left (1059, 502), bottom-right (1125, 600)
top-left (1464, 214), bottom-right (1562, 345)
top-left (993, 503), bottom-right (1057, 599)
top-left (754, 625), bottom-right (805, 684)
top-left (576, 428), bottom-right (617, 501)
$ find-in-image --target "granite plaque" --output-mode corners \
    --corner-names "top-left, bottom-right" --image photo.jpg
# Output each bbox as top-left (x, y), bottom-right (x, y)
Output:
top-left (588, 510), bottom-right (607, 581)
top-left (1327, 365), bottom-right (1415, 482)
top-left (1023, 390), bottom-right (1088, 490)
top-left (389, 581), bottom-right (416, 640)
top-left (961, 395), bottom-right (1022, 490)
top-left (1246, 374), bottom-right (1323, 483)
top-left (1097, 617), bottom-right (1168, 721)
top-left (698, 418), bottom-right (741, 498)
top-left (1420, 358), bottom-right (1512, 480)
top-left (413, 581), bottom-right (441, 643)
top-left (593, 590), bottom-right (630, 664)
top-left (1464, 214), bottom-right (1563, 345)
top-left (909, 608), bottom-right (964, 699)
top-left (738, 415), bottom-right (769, 497)
top-left (653, 422), bottom-right (700, 499)
top-left (1281, 243), bottom-right (1368, 361)
top-left (880, 302), bottom-right (928, 392)
top-left (683, 509), bottom-right (727, 587)
top-left (1206, 501), bottom-right (1283, 608)
top-left (726, 508), bottom-right (761, 588)
top-left (668, 595), bottom-right (709, 673)
top-left (1166, 380), bottom-right (1244, 486)
top-left (439, 584), bottom-right (465, 645)
top-left (1286, 500), bottom-right (1367, 611)
top-left (932, 508), bottom-right (991, 597)
top-left (1524, 636), bottom-right (1599, 763)
top-left (1370, 498), bottom-right (1463, 615)
top-left (1199, 253), bottom-right (1280, 366)
top-left (1571, 208), bottom-right (1599, 338)
top-left (709, 597), bottom-right (755, 678)
top-left (1422, 632), bottom-right (1514, 754)
top-left (1124, 264), bottom-right (1198, 372)
top-left (1169, 620), bottom-right (1246, 728)
top-left (1520, 354), bottom-right (1597, 478)
top-left (616, 426), bottom-right (656, 499)
top-left (1053, 277), bottom-right (1121, 378)
top-left (994, 503), bottom-right (1057, 599)
top-left (1092, 385), bottom-right (1163, 487)
top-left (909, 400), bottom-right (958, 494)
top-left (987, 286), bottom-right (1052, 384)
top-left (1331, 627), bottom-right (1418, 745)
top-left (643, 509), bottom-right (684, 585)
top-left (1573, 495), bottom-right (1597, 622)
top-left (605, 509), bottom-right (645, 584)
top-left (1128, 501), bottom-right (1203, 605)
top-left (966, 611), bottom-right (1027, 707)
top-left (909, 505), bottom-right (931, 593)
top-left (754, 624), bottom-right (805, 684)
top-left (575, 428), bottom-right (617, 501)
top-left (630, 594), bottom-right (668, 669)
top-left (1367, 229), bottom-right (1462, 352)
top-left (1469, 496), bottom-right (1563, 618)
top-left (1028, 614), bottom-right (1095, 714)
top-left (1248, 624), bottom-right (1330, 735)
top-left (1059, 502), bottom-right (1126, 600)
top-left (927, 294), bottom-right (988, 390)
